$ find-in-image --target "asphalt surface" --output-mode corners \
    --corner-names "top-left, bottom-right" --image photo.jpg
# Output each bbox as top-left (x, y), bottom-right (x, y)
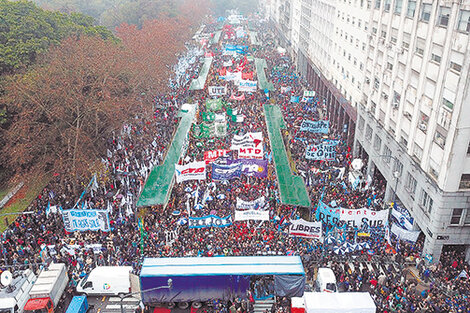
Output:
top-left (88, 295), bottom-right (141, 313)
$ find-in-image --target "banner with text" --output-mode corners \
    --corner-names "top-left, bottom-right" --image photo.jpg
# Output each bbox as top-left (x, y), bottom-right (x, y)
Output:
top-left (204, 149), bottom-right (230, 164)
top-left (300, 120), bottom-right (329, 133)
top-left (189, 215), bottom-right (233, 228)
top-left (391, 223), bottom-right (420, 243)
top-left (235, 210), bottom-right (270, 221)
top-left (175, 161), bottom-right (206, 183)
top-left (238, 80), bottom-right (257, 92)
top-left (212, 162), bottom-right (242, 180)
top-left (305, 140), bottom-right (339, 161)
top-left (236, 196), bottom-right (266, 210)
top-left (316, 201), bottom-right (389, 229)
top-left (208, 86), bottom-right (227, 96)
top-left (232, 159), bottom-right (268, 178)
top-left (62, 209), bottom-right (110, 232)
top-left (289, 219), bottom-right (322, 239)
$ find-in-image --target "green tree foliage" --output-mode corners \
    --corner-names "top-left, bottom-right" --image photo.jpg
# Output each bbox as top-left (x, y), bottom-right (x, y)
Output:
top-left (0, 0), bottom-right (114, 74)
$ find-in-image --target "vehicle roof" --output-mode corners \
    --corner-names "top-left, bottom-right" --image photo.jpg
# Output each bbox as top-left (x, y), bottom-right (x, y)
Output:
top-left (0, 270), bottom-right (35, 299)
top-left (141, 256), bottom-right (305, 277)
top-left (24, 298), bottom-right (50, 310)
top-left (317, 268), bottom-right (336, 281)
top-left (89, 266), bottom-right (132, 277)
top-left (65, 296), bottom-right (87, 313)
top-left (30, 264), bottom-right (65, 295)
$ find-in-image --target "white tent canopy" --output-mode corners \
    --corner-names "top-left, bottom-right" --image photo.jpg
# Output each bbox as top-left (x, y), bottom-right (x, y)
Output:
top-left (303, 292), bottom-right (376, 313)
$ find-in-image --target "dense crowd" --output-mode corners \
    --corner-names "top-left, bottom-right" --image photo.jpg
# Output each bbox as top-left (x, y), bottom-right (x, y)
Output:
top-left (0, 15), bottom-right (468, 313)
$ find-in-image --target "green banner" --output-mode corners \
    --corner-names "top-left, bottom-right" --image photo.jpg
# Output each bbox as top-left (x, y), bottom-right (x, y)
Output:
top-left (206, 98), bottom-right (224, 111)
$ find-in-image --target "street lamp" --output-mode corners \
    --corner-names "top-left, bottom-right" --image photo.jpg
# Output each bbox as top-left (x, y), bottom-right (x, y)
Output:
top-left (0, 211), bottom-right (35, 266)
top-left (119, 278), bottom-right (173, 313)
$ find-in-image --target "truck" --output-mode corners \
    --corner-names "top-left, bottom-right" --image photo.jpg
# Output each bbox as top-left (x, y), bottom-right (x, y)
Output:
top-left (76, 266), bottom-right (132, 296)
top-left (65, 296), bottom-right (88, 313)
top-left (0, 270), bottom-right (37, 313)
top-left (23, 263), bottom-right (69, 313)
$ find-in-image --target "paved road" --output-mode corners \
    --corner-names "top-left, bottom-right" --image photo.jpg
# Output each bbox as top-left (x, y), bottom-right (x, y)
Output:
top-left (88, 296), bottom-right (140, 313)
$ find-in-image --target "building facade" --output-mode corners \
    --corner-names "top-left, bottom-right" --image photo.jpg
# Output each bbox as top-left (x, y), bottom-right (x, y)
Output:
top-left (266, 0), bottom-right (470, 262)
top-left (356, 0), bottom-right (470, 261)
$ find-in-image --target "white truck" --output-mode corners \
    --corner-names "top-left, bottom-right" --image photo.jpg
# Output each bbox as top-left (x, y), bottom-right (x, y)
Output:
top-left (23, 263), bottom-right (69, 313)
top-left (0, 270), bottom-right (37, 313)
top-left (76, 266), bottom-right (132, 296)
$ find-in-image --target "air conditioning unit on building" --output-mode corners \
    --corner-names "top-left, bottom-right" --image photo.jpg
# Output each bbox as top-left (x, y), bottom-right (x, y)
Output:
top-left (365, 78), bottom-right (370, 84)
top-left (418, 122), bottom-right (427, 131)
top-left (382, 92), bottom-right (388, 99)
top-left (392, 102), bottom-right (399, 109)
top-left (404, 112), bottom-right (412, 119)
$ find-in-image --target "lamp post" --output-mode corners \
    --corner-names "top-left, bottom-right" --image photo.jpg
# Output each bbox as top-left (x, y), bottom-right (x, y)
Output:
top-left (0, 211), bottom-right (35, 266)
top-left (120, 278), bottom-right (173, 313)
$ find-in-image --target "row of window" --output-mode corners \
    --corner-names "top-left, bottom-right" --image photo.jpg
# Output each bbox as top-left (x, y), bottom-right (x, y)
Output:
top-left (375, 0), bottom-right (470, 32)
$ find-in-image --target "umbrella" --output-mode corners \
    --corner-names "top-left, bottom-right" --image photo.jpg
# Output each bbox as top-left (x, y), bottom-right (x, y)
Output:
top-left (184, 187), bottom-right (192, 193)
top-left (172, 210), bottom-right (181, 216)
top-left (216, 194), bottom-right (226, 199)
top-left (194, 203), bottom-right (204, 210)
top-left (361, 242), bottom-right (371, 249)
top-left (342, 242), bottom-right (353, 249)
top-left (325, 237), bottom-right (336, 245)
top-left (343, 246), bottom-right (354, 254)
top-left (204, 195), bottom-right (214, 202)
top-left (333, 246), bottom-right (342, 254)
top-left (353, 243), bottom-right (363, 251)
top-left (367, 249), bottom-right (375, 255)
top-left (177, 218), bottom-right (188, 225)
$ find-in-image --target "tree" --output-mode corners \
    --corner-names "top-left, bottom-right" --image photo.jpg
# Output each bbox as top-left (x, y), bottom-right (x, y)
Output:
top-left (0, 0), bottom-right (114, 75)
top-left (1, 36), bottom-right (140, 190)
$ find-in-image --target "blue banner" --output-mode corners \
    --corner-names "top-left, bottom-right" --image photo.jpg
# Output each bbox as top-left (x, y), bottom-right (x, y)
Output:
top-left (300, 120), bottom-right (329, 133)
top-left (188, 215), bottom-right (233, 228)
top-left (305, 140), bottom-right (339, 160)
top-left (290, 96), bottom-right (300, 103)
top-left (212, 162), bottom-right (242, 180)
top-left (61, 209), bottom-right (110, 232)
top-left (316, 201), bottom-right (341, 228)
top-left (225, 44), bottom-right (248, 54)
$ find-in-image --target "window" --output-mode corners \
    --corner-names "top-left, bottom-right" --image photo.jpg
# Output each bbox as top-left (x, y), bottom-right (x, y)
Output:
top-left (438, 7), bottom-right (451, 27)
top-left (413, 143), bottom-right (423, 160)
top-left (458, 10), bottom-right (470, 32)
top-left (374, 77), bottom-right (380, 89)
top-left (450, 209), bottom-right (463, 225)
top-left (421, 3), bottom-right (432, 22)
top-left (402, 40), bottom-right (410, 49)
top-left (407, 1), bottom-right (416, 18)
top-left (372, 27), bottom-right (378, 34)
top-left (421, 190), bottom-right (433, 214)
top-left (431, 53), bottom-right (442, 63)
top-left (381, 30), bottom-right (387, 38)
top-left (384, 0), bottom-right (391, 11)
top-left (391, 36), bottom-right (397, 44)
top-left (434, 130), bottom-right (446, 148)
top-left (442, 98), bottom-right (453, 111)
top-left (467, 142), bottom-right (470, 155)
top-left (387, 62), bottom-right (393, 70)
top-left (406, 173), bottom-right (417, 198)
top-left (358, 116), bottom-right (365, 130)
top-left (365, 125), bottom-right (373, 141)
top-left (459, 174), bottom-right (470, 189)
top-left (375, 0), bottom-right (381, 9)
top-left (373, 135), bottom-right (382, 151)
top-left (450, 61), bottom-right (462, 72)
top-left (393, 159), bottom-right (404, 177)
top-left (383, 145), bottom-right (392, 163)
top-left (415, 46), bottom-right (424, 56)
top-left (394, 0), bottom-right (402, 14)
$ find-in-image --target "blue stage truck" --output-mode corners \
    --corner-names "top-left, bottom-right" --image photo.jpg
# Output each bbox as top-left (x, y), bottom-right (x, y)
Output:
top-left (65, 296), bottom-right (88, 313)
top-left (139, 256), bottom-right (306, 307)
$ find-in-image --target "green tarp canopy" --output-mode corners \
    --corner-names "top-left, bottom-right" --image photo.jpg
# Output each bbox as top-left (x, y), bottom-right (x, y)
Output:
top-left (190, 57), bottom-right (213, 91)
top-left (137, 104), bottom-right (196, 207)
top-left (255, 58), bottom-right (275, 91)
top-left (211, 31), bottom-right (222, 44)
top-left (249, 31), bottom-right (259, 45)
top-left (264, 104), bottom-right (311, 207)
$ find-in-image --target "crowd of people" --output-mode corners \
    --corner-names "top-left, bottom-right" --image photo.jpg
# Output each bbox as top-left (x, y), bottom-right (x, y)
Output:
top-left (0, 14), bottom-right (469, 313)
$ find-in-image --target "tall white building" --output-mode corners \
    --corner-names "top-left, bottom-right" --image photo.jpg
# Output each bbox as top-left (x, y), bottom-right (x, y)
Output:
top-left (356, 0), bottom-right (470, 261)
top-left (266, 0), bottom-right (470, 262)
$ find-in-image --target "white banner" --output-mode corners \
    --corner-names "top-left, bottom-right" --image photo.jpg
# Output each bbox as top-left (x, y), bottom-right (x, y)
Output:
top-left (391, 223), bottom-right (420, 243)
top-left (231, 132), bottom-right (263, 150)
top-left (289, 219), bottom-right (322, 239)
top-left (339, 208), bottom-right (389, 228)
top-left (235, 210), bottom-right (270, 221)
top-left (236, 197), bottom-right (266, 210)
top-left (238, 145), bottom-right (263, 159)
top-left (175, 161), bottom-right (206, 183)
top-left (208, 86), bottom-right (227, 96)
top-left (62, 209), bottom-right (110, 232)
top-left (238, 80), bottom-right (257, 92)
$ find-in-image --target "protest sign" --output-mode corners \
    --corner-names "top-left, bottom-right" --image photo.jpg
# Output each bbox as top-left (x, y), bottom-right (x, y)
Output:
top-left (235, 210), bottom-right (270, 221)
top-left (231, 132), bottom-right (263, 150)
top-left (204, 149), bottom-right (230, 164)
top-left (305, 140), bottom-right (338, 160)
top-left (62, 209), bottom-right (110, 232)
top-left (289, 219), bottom-right (322, 239)
top-left (234, 159), bottom-right (268, 178)
top-left (238, 80), bottom-right (257, 92)
top-left (391, 223), bottom-right (420, 243)
top-left (236, 196), bottom-right (266, 210)
top-left (316, 201), bottom-right (389, 229)
top-left (208, 86), bottom-right (227, 96)
top-left (212, 162), bottom-right (242, 180)
top-left (189, 215), bottom-right (232, 228)
top-left (300, 120), bottom-right (329, 133)
top-left (175, 161), bottom-right (206, 183)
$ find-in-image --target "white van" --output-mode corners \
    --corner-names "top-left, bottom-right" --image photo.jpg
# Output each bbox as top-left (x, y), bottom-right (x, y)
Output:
top-left (76, 266), bottom-right (132, 296)
top-left (315, 268), bottom-right (338, 293)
